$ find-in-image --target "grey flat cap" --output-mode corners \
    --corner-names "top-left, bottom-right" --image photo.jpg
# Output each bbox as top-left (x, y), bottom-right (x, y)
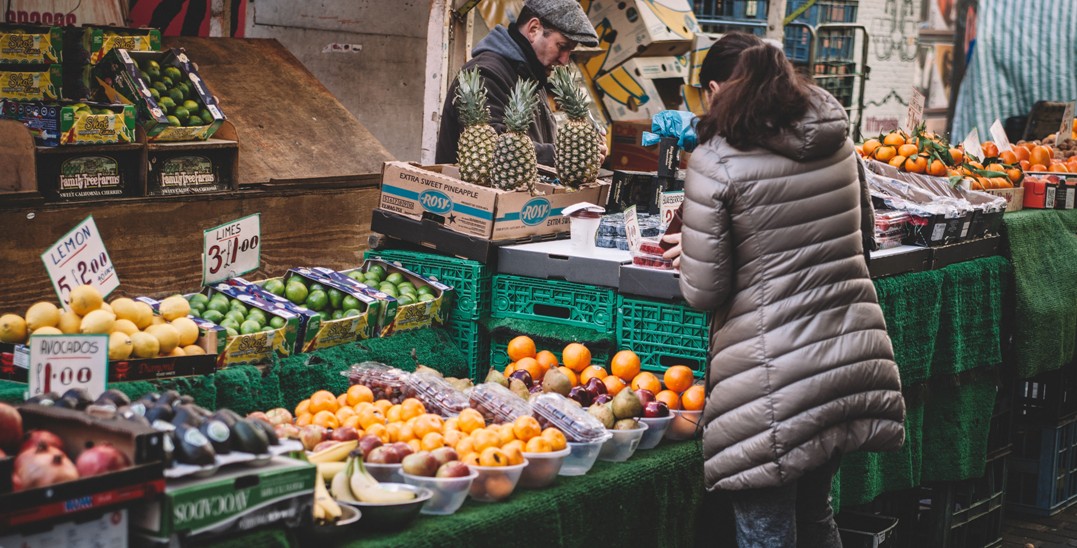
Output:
top-left (523, 0), bottom-right (599, 47)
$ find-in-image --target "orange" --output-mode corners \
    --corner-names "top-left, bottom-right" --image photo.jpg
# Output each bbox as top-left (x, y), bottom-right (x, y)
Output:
top-left (507, 336), bottom-right (537, 361)
top-left (927, 159), bottom-right (947, 177)
top-left (949, 148), bottom-right (964, 165)
top-left (897, 143), bottom-right (918, 158)
top-left (882, 132), bottom-right (906, 147)
top-left (558, 366), bottom-right (579, 387)
top-left (1031, 146), bottom-right (1053, 167)
top-left (400, 398), bottom-right (426, 421)
top-left (663, 365), bottom-right (695, 393)
top-left (681, 385), bottom-right (705, 411)
top-left (515, 357), bottom-right (543, 382)
top-left (873, 145), bottom-right (896, 162)
top-left (579, 365), bottom-right (608, 386)
top-left (501, 441), bottom-right (525, 465)
top-left (357, 408), bottom-right (387, 430)
top-left (562, 343), bottom-right (592, 373)
top-left (346, 384), bottom-right (374, 406)
top-left (296, 412), bottom-right (313, 427)
top-left (342, 415), bottom-right (362, 431)
top-left (1013, 146), bottom-right (1030, 163)
top-left (404, 439), bottom-right (421, 454)
top-left (353, 402), bottom-right (375, 415)
top-left (397, 422), bottom-right (416, 442)
top-left (504, 362), bottom-right (516, 376)
top-left (631, 372), bottom-right (662, 394)
top-left (524, 436), bottom-right (552, 453)
top-left (1007, 168), bottom-right (1023, 185)
top-left (386, 421), bottom-right (403, 442)
top-left (458, 408), bottom-right (486, 434)
top-left (366, 423), bottom-right (390, 443)
top-left (497, 423), bottom-right (517, 446)
top-left (335, 406), bottom-right (356, 423)
top-left (480, 447), bottom-right (509, 466)
top-left (386, 404), bottom-right (403, 424)
top-left (462, 452), bottom-right (481, 466)
top-left (337, 393), bottom-right (349, 409)
top-left (372, 399), bottom-right (393, 415)
top-left (309, 390), bottom-right (338, 415)
top-left (888, 155), bottom-right (907, 169)
top-left (455, 435), bottom-right (475, 455)
top-left (512, 416), bottom-right (542, 442)
top-left (473, 428), bottom-right (501, 453)
top-left (421, 432), bottom-right (445, 451)
top-left (904, 155), bottom-right (927, 174)
top-left (986, 162), bottom-right (1006, 173)
top-left (656, 390), bottom-right (682, 410)
top-left (444, 429), bottom-right (464, 448)
top-left (413, 414), bottom-right (445, 439)
top-left (444, 417), bottom-right (460, 431)
top-left (541, 428), bottom-right (567, 451)
top-left (312, 410), bottom-right (340, 429)
top-left (1051, 163), bottom-right (1071, 173)
top-left (295, 398), bottom-right (311, 418)
top-left (535, 350), bottom-right (558, 375)
top-left (1031, 164), bottom-right (1047, 172)
top-left (610, 350), bottom-right (641, 381)
top-left (999, 150), bottom-right (1018, 165)
top-left (981, 141), bottom-right (999, 158)
top-left (602, 375), bottom-right (627, 396)
top-left (861, 138), bottom-right (881, 157)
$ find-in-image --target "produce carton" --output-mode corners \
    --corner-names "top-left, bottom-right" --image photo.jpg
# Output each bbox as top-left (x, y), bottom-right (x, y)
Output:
top-left (225, 277), bottom-right (324, 353)
top-left (334, 259), bottom-right (453, 334)
top-left (91, 48), bottom-right (225, 142)
top-left (278, 267), bottom-right (380, 350)
top-left (0, 63), bottom-right (61, 100)
top-left (0, 404), bottom-right (166, 529)
top-left (0, 99), bottom-right (136, 146)
top-left (378, 162), bottom-right (611, 241)
top-left (594, 56), bottom-right (688, 122)
top-left (0, 508), bottom-right (128, 548)
top-left (681, 83), bottom-right (705, 116)
top-left (80, 25), bottom-right (162, 64)
top-left (131, 456), bottom-right (315, 545)
top-left (608, 120), bottom-right (690, 177)
top-left (683, 32), bottom-right (722, 87)
top-left (0, 24), bottom-right (63, 64)
top-left (583, 0), bottom-right (699, 77)
top-left (190, 284), bottom-right (304, 366)
top-left (34, 141), bottom-right (145, 201)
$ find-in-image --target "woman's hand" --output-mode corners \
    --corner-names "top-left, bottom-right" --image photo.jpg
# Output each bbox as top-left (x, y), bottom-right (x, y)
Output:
top-left (662, 232), bottom-right (682, 268)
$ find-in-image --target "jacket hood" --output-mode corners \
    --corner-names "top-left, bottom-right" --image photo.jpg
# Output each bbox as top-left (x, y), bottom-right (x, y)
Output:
top-left (473, 26), bottom-right (526, 64)
top-left (760, 87), bottom-right (850, 162)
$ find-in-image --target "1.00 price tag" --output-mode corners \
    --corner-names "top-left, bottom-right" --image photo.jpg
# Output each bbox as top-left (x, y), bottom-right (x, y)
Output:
top-left (203, 213), bottom-right (261, 285)
top-left (27, 334), bottom-right (109, 400)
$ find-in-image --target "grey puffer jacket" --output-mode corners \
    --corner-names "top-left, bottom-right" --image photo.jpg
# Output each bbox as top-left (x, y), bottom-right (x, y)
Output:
top-left (679, 88), bottom-right (906, 492)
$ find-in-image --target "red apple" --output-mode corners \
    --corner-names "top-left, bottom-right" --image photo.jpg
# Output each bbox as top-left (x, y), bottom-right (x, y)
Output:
top-left (331, 426), bottom-right (359, 442)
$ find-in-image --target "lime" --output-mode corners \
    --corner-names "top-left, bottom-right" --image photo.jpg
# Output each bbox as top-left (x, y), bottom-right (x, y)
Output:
top-left (288, 276), bottom-right (309, 289)
top-left (200, 111), bottom-right (215, 125)
top-left (285, 282), bottom-right (308, 305)
top-left (368, 265), bottom-right (386, 279)
top-left (173, 106), bottom-right (190, 123)
top-left (386, 273), bottom-right (406, 285)
top-left (189, 301), bottom-right (206, 313)
top-left (396, 294), bottom-right (415, 306)
top-left (185, 115), bottom-right (202, 127)
top-left (166, 115), bottom-right (181, 127)
top-left (398, 285), bottom-right (416, 296)
top-left (246, 309), bottom-right (267, 326)
top-left (183, 99), bottom-right (200, 111)
top-left (418, 293), bottom-right (436, 302)
top-left (305, 290), bottom-right (328, 311)
top-left (190, 293), bottom-right (210, 305)
top-left (331, 310), bottom-right (344, 320)
top-left (327, 289), bottom-right (344, 310)
top-left (168, 88), bottom-right (184, 104)
top-left (220, 318), bottom-right (240, 331)
top-left (189, 309), bottom-right (201, 318)
top-left (229, 300), bottom-right (248, 314)
top-left (261, 326), bottom-right (275, 332)
top-left (177, 82), bottom-right (191, 100)
top-left (140, 70), bottom-right (151, 83)
top-left (144, 65), bottom-right (161, 80)
top-left (164, 66), bottom-right (182, 81)
top-left (364, 272), bottom-right (383, 284)
top-left (342, 295), bottom-right (360, 311)
top-left (416, 285), bottom-right (434, 295)
top-left (347, 271), bottom-right (365, 281)
top-left (263, 279), bottom-right (285, 296)
top-left (160, 75), bottom-right (174, 88)
top-left (224, 310), bottom-right (246, 324)
top-left (225, 327), bottom-right (239, 338)
top-left (309, 283), bottom-right (326, 293)
top-left (148, 87), bottom-right (160, 100)
top-left (240, 320), bottom-right (261, 335)
top-left (202, 309), bottom-right (224, 324)
top-left (379, 286), bottom-right (399, 298)
top-left (268, 316), bottom-right (286, 329)
top-left (342, 308), bottom-right (361, 318)
top-left (205, 299), bottom-right (229, 315)
top-left (152, 81), bottom-right (168, 94)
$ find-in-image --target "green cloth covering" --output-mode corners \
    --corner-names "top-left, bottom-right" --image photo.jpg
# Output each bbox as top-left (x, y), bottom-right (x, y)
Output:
top-left (354, 441), bottom-right (704, 548)
top-left (919, 375), bottom-right (997, 482)
top-left (1001, 209), bottom-right (1077, 377)
top-left (873, 269), bottom-right (943, 385)
top-left (932, 256), bottom-right (1010, 377)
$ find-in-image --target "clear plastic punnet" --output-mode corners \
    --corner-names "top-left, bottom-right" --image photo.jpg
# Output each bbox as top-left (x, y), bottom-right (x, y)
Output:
top-left (528, 392), bottom-right (611, 443)
top-left (468, 383), bottom-right (532, 424)
top-left (343, 361), bottom-right (411, 403)
top-left (405, 372), bottom-right (471, 417)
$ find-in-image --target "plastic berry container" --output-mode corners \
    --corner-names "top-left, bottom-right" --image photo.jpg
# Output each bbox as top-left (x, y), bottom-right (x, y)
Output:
top-left (875, 233), bottom-right (904, 250)
top-left (342, 361), bottom-right (410, 404)
top-left (631, 250), bottom-right (674, 270)
top-left (874, 210), bottom-right (910, 232)
top-left (405, 372), bottom-right (471, 417)
top-left (638, 238), bottom-right (665, 255)
top-left (528, 392), bottom-right (609, 443)
top-left (468, 383), bottom-right (532, 425)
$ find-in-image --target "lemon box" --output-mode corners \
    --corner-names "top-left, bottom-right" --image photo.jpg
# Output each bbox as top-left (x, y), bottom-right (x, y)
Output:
top-left (582, 0), bottom-right (699, 77)
top-left (0, 99), bottom-right (136, 146)
top-left (0, 24), bottom-right (62, 64)
top-left (0, 64), bottom-right (61, 101)
top-left (334, 259), bottom-right (453, 334)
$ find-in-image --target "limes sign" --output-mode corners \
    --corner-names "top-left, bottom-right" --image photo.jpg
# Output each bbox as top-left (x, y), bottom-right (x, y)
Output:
top-left (27, 334), bottom-right (109, 400)
top-left (40, 215), bottom-right (119, 309)
top-left (203, 213), bottom-right (261, 285)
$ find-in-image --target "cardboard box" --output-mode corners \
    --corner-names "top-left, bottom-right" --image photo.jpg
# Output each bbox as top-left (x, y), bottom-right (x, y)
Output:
top-left (147, 133), bottom-right (239, 196)
top-left (684, 32), bottom-right (722, 87)
top-left (277, 267), bottom-right (381, 348)
top-left (498, 240), bottom-right (630, 288)
top-left (370, 208), bottom-right (517, 265)
top-left (34, 142), bottom-right (144, 200)
top-left (608, 120), bottom-right (691, 173)
top-left (0, 509), bottom-right (128, 548)
top-left (131, 457), bottom-right (315, 545)
top-left (594, 56), bottom-right (687, 122)
top-left (190, 283), bottom-right (307, 366)
top-left (92, 48), bottom-right (225, 142)
top-left (0, 64), bottom-right (61, 101)
top-left (583, 0), bottom-right (699, 77)
top-left (80, 25), bottom-right (162, 65)
top-left (983, 187), bottom-right (1023, 212)
top-left (0, 24), bottom-right (63, 64)
top-left (377, 162), bottom-right (610, 241)
top-left (868, 245), bottom-right (931, 278)
top-left (1, 99), bottom-right (136, 146)
top-left (336, 260), bottom-right (454, 334)
top-left (681, 80), bottom-right (706, 116)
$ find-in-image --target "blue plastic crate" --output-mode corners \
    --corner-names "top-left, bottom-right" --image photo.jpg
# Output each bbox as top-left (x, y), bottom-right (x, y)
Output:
top-left (491, 275), bottom-right (617, 332)
top-left (364, 248), bottom-right (491, 321)
top-left (817, 75), bottom-right (855, 108)
top-left (786, 0), bottom-right (859, 26)
top-left (1007, 417), bottom-right (1077, 516)
top-left (784, 26), bottom-right (812, 64)
top-left (446, 317), bottom-right (489, 383)
top-left (725, 0), bottom-right (767, 20)
top-left (615, 295), bottom-right (710, 377)
top-left (817, 28), bottom-right (856, 60)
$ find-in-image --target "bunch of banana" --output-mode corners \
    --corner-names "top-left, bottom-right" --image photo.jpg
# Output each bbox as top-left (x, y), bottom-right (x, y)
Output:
top-left (313, 472), bottom-right (343, 522)
top-left (331, 451), bottom-right (417, 503)
top-left (307, 439), bottom-right (357, 464)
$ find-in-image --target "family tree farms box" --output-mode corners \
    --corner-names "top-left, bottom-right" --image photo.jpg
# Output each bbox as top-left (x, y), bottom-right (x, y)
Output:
top-left (378, 162), bottom-right (610, 241)
top-left (35, 141), bottom-right (145, 200)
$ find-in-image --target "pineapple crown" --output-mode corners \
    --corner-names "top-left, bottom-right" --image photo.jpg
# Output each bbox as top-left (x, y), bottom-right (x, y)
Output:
top-left (454, 67), bottom-right (490, 127)
top-left (550, 65), bottom-right (590, 120)
top-left (503, 79), bottom-right (540, 135)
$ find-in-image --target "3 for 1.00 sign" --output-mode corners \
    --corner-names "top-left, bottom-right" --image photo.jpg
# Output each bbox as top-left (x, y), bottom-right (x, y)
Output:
top-left (40, 215), bottom-right (119, 309)
top-left (203, 213), bottom-right (261, 285)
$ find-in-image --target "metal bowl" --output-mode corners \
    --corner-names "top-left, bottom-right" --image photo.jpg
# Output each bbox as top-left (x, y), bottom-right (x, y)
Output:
top-left (301, 503), bottom-right (362, 543)
top-left (338, 483), bottom-right (432, 532)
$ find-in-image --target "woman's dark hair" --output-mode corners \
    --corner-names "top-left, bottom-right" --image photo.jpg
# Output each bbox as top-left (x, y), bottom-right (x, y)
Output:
top-left (696, 36), bottom-right (813, 149)
top-left (697, 33), bottom-right (763, 88)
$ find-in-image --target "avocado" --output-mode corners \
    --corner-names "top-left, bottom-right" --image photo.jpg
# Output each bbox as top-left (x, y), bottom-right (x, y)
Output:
top-left (232, 419), bottom-right (269, 454)
top-left (62, 387), bottom-right (94, 410)
top-left (26, 392), bottom-right (60, 406)
top-left (199, 419), bottom-right (233, 454)
top-left (171, 404), bottom-right (205, 428)
top-left (139, 392), bottom-right (161, 404)
top-left (96, 389), bottom-right (131, 408)
top-left (175, 424), bottom-right (216, 466)
top-left (248, 418), bottom-right (279, 446)
top-left (211, 408), bottom-right (240, 428)
top-left (144, 403), bottom-right (175, 423)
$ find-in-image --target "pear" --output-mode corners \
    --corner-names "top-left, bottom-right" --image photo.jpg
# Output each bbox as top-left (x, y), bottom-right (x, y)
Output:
top-left (613, 418), bottom-right (640, 430)
top-left (541, 367), bottom-right (572, 396)
top-left (485, 367), bottom-right (509, 388)
top-left (611, 387), bottom-right (643, 420)
top-left (588, 403), bottom-right (615, 429)
top-left (415, 364), bottom-right (443, 378)
top-left (509, 378), bottom-right (530, 400)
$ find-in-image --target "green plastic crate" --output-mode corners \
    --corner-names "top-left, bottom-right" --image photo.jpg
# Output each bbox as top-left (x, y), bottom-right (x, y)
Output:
top-left (491, 275), bottom-right (617, 332)
top-left (488, 334), bottom-right (611, 373)
top-left (616, 295), bottom-right (710, 378)
top-left (446, 317), bottom-right (490, 383)
top-left (365, 249), bottom-right (491, 321)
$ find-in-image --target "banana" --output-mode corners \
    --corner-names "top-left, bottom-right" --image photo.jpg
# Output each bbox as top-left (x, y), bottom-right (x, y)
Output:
top-left (318, 461), bottom-right (347, 482)
top-left (314, 476), bottom-right (342, 519)
top-left (307, 439), bottom-right (358, 464)
top-left (331, 466), bottom-right (359, 502)
top-left (351, 456), bottom-right (416, 504)
top-left (313, 498), bottom-right (326, 521)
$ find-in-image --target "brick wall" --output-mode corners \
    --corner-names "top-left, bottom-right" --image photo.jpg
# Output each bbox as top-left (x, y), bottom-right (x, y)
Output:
top-left (857, 0), bottom-right (921, 136)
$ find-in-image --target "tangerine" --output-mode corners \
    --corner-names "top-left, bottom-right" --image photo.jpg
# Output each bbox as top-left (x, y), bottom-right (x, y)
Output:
top-left (406, 439), bottom-right (422, 454)
top-left (602, 375), bottom-right (627, 396)
top-left (904, 155), bottom-right (928, 174)
top-left (473, 428), bottom-right (501, 453)
top-left (949, 148), bottom-right (964, 164)
top-left (342, 415), bottom-right (362, 431)
top-left (296, 412), bottom-right (313, 427)
top-left (656, 390), bottom-right (682, 410)
top-left (982, 141), bottom-right (999, 158)
top-left (681, 385), bottom-right (706, 411)
top-left (397, 422), bottom-right (416, 442)
top-left (610, 350), bottom-right (641, 381)
top-left (309, 390), bottom-right (338, 415)
top-left (882, 132), bottom-right (906, 147)
top-left (1013, 146), bottom-right (1030, 163)
top-left (1031, 146), bottom-right (1053, 167)
top-left (535, 350), bottom-right (559, 375)
top-left (579, 365), bottom-right (608, 385)
top-left (444, 417), bottom-right (460, 431)
top-left (400, 398), bottom-right (426, 421)
top-left (501, 441), bottom-right (526, 465)
top-left (357, 408), bottom-right (387, 430)
top-left (386, 421), bottom-right (403, 442)
top-left (512, 415), bottom-right (542, 442)
top-left (999, 150), bottom-right (1018, 165)
top-left (462, 452), bottom-right (481, 466)
top-left (927, 159), bottom-right (947, 177)
top-left (541, 428), bottom-right (567, 451)
top-left (413, 414), bottom-right (444, 438)
top-left (1030, 164), bottom-right (1047, 172)
top-left (631, 372), bottom-right (662, 394)
top-left (1051, 163), bottom-right (1071, 173)
top-left (897, 143), bottom-right (918, 158)
top-left (294, 398), bottom-right (311, 418)
top-left (337, 393), bottom-right (348, 409)
top-left (346, 384), bottom-right (374, 406)
top-left (480, 447), bottom-right (509, 466)
top-left (421, 432), bottom-right (445, 451)
top-left (373, 399), bottom-right (393, 415)
top-left (663, 365), bottom-right (693, 392)
top-left (873, 145), bottom-right (896, 162)
top-left (312, 410), bottom-right (340, 429)
top-left (455, 435), bottom-right (475, 455)
top-left (444, 429), bottom-right (464, 448)
top-left (335, 406), bottom-right (356, 423)
top-left (861, 138), bottom-right (881, 157)
top-left (458, 408), bottom-right (486, 434)
top-left (367, 423), bottom-right (390, 443)
top-left (888, 155), bottom-right (907, 169)
top-left (515, 357), bottom-right (544, 382)
top-left (525, 436), bottom-right (553, 453)
top-left (386, 404), bottom-right (403, 423)
top-left (497, 423), bottom-right (517, 446)
top-left (507, 335), bottom-right (537, 361)
top-left (562, 343), bottom-right (592, 373)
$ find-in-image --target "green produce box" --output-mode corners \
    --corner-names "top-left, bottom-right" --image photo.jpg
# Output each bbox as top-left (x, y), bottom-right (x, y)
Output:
top-left (188, 284), bottom-right (304, 367)
top-left (0, 99), bottom-right (136, 146)
top-left (0, 64), bottom-right (61, 100)
top-left (92, 48), bottom-right (225, 142)
top-left (0, 24), bottom-right (62, 64)
top-left (131, 457), bottom-right (315, 544)
top-left (82, 25), bottom-right (162, 64)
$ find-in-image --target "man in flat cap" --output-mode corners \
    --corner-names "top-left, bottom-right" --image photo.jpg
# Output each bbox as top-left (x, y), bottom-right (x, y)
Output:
top-left (436, 0), bottom-right (602, 168)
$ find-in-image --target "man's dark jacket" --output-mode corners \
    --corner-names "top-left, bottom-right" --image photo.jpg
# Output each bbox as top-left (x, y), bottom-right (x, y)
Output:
top-left (436, 25), bottom-right (557, 167)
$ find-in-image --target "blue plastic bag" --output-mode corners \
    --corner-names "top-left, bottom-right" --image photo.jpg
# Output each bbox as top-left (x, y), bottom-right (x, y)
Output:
top-left (641, 110), bottom-right (699, 152)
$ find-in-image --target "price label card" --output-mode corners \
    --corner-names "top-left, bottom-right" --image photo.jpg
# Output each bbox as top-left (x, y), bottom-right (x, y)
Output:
top-left (903, 88), bottom-right (925, 134)
top-left (203, 213), bottom-right (261, 286)
top-left (660, 191), bottom-right (685, 224)
top-left (624, 205), bottom-right (642, 252)
top-left (989, 119), bottom-right (1013, 152)
top-left (1059, 101), bottom-right (1075, 144)
top-left (962, 128), bottom-right (984, 162)
top-left (40, 215), bottom-right (119, 309)
top-left (27, 334), bottom-right (108, 400)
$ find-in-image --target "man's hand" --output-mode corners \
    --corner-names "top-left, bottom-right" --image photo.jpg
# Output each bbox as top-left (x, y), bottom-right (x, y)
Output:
top-left (597, 139), bottom-right (609, 161)
top-left (661, 232), bottom-right (682, 268)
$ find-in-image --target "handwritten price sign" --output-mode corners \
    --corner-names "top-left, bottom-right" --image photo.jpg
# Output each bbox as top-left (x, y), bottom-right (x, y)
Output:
top-left (203, 213), bottom-right (261, 285)
top-left (624, 205), bottom-right (642, 252)
top-left (27, 334), bottom-right (108, 400)
top-left (40, 215), bottom-right (119, 309)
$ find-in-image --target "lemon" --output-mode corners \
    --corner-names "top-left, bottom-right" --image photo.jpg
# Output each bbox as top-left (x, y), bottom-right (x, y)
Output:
top-left (58, 311), bottom-right (82, 334)
top-left (182, 344), bottom-right (206, 355)
top-left (133, 302), bottom-right (155, 329)
top-left (0, 314), bottom-right (27, 343)
top-left (113, 319), bottom-right (139, 336)
top-left (171, 317), bottom-right (199, 346)
top-left (151, 315), bottom-right (166, 326)
top-left (69, 285), bottom-right (103, 316)
top-left (108, 331), bottom-right (133, 360)
top-left (32, 326), bottom-right (63, 336)
top-left (25, 302), bottom-right (61, 331)
top-left (110, 298), bottom-right (140, 322)
top-left (80, 309), bottom-right (116, 334)
top-left (159, 296), bottom-right (191, 321)
top-left (168, 347), bottom-right (186, 357)
top-left (99, 302), bottom-right (114, 315)
top-left (147, 324), bottom-right (180, 354)
top-left (131, 332), bottom-right (160, 358)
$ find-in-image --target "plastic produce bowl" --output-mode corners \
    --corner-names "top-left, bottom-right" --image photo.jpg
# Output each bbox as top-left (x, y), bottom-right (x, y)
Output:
top-left (597, 423), bottom-right (648, 462)
top-left (559, 435), bottom-right (611, 476)
top-left (665, 410), bottom-right (703, 441)
top-left (638, 415), bottom-right (674, 450)
top-left (338, 483), bottom-right (431, 532)
top-left (364, 462), bottom-right (404, 483)
top-left (300, 502), bottom-right (361, 543)
top-left (401, 470), bottom-right (478, 515)
top-left (518, 447), bottom-right (571, 488)
top-left (467, 460), bottom-right (529, 502)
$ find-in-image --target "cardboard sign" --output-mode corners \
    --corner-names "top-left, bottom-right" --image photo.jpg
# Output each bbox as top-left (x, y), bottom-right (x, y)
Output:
top-left (660, 191), bottom-right (685, 224)
top-left (40, 215), bottom-right (119, 309)
top-left (27, 334), bottom-right (109, 400)
top-left (624, 205), bottom-right (642, 252)
top-left (1059, 102), bottom-right (1075, 144)
top-left (989, 119), bottom-right (1013, 152)
top-left (903, 89), bottom-right (925, 134)
top-left (203, 213), bottom-right (261, 285)
top-left (962, 128), bottom-right (984, 162)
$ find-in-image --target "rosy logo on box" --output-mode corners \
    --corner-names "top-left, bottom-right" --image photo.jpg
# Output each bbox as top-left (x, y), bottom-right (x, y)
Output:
top-left (520, 197), bottom-right (552, 226)
top-left (418, 189), bottom-right (453, 215)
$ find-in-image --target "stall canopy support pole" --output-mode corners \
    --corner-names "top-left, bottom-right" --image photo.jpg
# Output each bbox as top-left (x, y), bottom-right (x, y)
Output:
top-left (421, 0), bottom-right (474, 165)
top-left (766, 0), bottom-right (788, 41)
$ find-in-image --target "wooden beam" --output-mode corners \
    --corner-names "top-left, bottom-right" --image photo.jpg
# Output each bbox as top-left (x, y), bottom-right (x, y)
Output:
top-left (767, 0), bottom-right (788, 41)
top-left (421, 0), bottom-right (474, 164)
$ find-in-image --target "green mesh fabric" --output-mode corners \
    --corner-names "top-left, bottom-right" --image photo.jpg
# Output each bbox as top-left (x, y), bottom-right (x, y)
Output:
top-left (1002, 209), bottom-right (1077, 377)
top-left (931, 256), bottom-right (1010, 377)
top-left (203, 526), bottom-right (295, 548)
top-left (214, 365), bottom-right (264, 415)
top-left (873, 269), bottom-right (944, 386)
top-left (919, 375), bottom-right (997, 482)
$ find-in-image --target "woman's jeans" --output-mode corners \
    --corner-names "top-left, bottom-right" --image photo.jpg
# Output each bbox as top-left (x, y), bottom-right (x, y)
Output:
top-left (727, 457), bottom-right (843, 548)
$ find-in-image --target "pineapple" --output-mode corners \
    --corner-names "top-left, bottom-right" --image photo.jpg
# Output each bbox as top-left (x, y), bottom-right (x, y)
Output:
top-left (454, 68), bottom-right (498, 186)
top-left (491, 79), bottom-right (540, 192)
top-left (550, 66), bottom-right (600, 188)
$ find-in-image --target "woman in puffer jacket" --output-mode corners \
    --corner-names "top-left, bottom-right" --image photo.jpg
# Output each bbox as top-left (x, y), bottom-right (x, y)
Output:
top-left (666, 33), bottom-right (906, 547)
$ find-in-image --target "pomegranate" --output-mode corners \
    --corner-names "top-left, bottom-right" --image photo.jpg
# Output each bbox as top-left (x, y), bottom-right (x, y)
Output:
top-left (75, 443), bottom-right (131, 477)
top-left (14, 442), bottom-right (78, 490)
top-left (247, 411), bottom-right (270, 423)
top-left (20, 430), bottom-right (63, 454)
top-left (0, 403), bottom-right (22, 452)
